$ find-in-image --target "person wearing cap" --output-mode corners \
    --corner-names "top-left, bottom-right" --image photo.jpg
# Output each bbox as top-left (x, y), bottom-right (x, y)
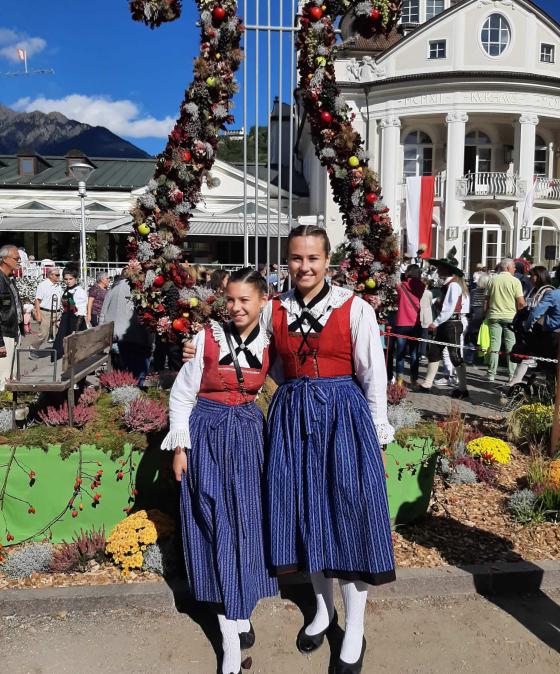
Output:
top-left (34, 267), bottom-right (63, 347)
top-left (420, 257), bottom-right (470, 399)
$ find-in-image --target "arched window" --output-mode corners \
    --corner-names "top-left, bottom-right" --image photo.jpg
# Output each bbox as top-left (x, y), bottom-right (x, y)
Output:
top-left (403, 130), bottom-right (433, 178)
top-left (481, 14), bottom-right (511, 57)
top-left (402, 0), bottom-right (420, 23)
top-left (531, 217), bottom-right (559, 263)
top-left (534, 135), bottom-right (547, 176)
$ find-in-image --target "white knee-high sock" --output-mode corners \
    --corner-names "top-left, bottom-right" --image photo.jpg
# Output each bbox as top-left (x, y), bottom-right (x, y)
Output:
top-left (305, 571), bottom-right (335, 636)
top-left (236, 618), bottom-right (250, 633)
top-left (218, 614), bottom-right (241, 674)
top-left (339, 580), bottom-right (368, 664)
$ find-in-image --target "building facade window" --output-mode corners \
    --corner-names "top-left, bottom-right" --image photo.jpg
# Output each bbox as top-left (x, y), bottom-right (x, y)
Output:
top-left (534, 135), bottom-right (548, 176)
top-left (540, 43), bottom-right (555, 63)
top-left (428, 40), bottom-right (446, 59)
top-left (402, 0), bottom-right (420, 23)
top-left (531, 217), bottom-right (559, 264)
top-left (464, 131), bottom-right (492, 175)
top-left (403, 131), bottom-right (433, 178)
top-left (426, 0), bottom-right (445, 20)
top-left (481, 14), bottom-right (511, 57)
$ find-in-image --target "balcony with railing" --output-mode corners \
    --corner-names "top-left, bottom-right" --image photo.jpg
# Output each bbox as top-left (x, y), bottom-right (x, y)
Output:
top-left (534, 177), bottom-right (560, 203)
top-left (400, 173), bottom-right (446, 201)
top-left (456, 172), bottom-right (524, 199)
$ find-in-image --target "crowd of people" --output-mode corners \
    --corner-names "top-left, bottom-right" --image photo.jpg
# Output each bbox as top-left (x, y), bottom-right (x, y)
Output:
top-left (386, 254), bottom-right (560, 399)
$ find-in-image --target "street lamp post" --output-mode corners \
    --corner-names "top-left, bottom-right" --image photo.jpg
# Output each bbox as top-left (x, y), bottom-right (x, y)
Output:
top-left (68, 162), bottom-right (94, 285)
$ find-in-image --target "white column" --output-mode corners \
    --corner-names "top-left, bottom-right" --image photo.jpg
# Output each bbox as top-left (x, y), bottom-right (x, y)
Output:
top-left (515, 113), bottom-right (539, 257)
top-left (379, 116), bottom-right (401, 233)
top-left (444, 111), bottom-right (468, 248)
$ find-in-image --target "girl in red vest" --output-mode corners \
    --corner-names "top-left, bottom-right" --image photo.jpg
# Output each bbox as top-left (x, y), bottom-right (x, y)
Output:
top-left (162, 268), bottom-right (278, 674)
top-left (263, 225), bottom-right (395, 674)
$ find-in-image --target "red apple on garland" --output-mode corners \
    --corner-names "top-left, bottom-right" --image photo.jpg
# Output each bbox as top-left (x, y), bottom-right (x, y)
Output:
top-left (212, 7), bottom-right (226, 22)
top-left (183, 150), bottom-right (191, 162)
top-left (310, 6), bottom-right (323, 20)
top-left (371, 8), bottom-right (381, 21)
top-left (153, 274), bottom-right (165, 288)
top-left (320, 111), bottom-right (332, 125)
top-left (365, 192), bottom-right (378, 205)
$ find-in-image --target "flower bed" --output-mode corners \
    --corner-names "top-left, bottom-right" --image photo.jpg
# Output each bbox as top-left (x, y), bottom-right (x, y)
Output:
top-left (0, 373), bottom-right (172, 546)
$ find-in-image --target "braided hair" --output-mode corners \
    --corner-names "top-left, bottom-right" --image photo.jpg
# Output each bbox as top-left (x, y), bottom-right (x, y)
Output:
top-left (228, 267), bottom-right (268, 296)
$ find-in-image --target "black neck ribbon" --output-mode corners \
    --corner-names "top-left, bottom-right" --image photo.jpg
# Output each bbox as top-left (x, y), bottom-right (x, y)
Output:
top-left (219, 322), bottom-right (262, 369)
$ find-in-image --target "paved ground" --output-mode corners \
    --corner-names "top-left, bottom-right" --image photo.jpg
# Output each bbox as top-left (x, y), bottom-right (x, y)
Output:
top-left (405, 361), bottom-right (519, 421)
top-left (2, 591), bottom-right (560, 674)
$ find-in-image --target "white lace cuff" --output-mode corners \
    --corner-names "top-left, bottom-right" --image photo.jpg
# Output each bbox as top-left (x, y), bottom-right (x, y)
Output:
top-left (375, 421), bottom-right (395, 446)
top-left (161, 427), bottom-right (191, 451)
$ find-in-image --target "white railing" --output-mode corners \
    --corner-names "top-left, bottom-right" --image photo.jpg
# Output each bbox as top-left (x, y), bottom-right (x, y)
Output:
top-left (434, 173), bottom-right (445, 199)
top-left (459, 172), bottom-right (519, 197)
top-left (534, 177), bottom-right (560, 202)
top-left (400, 173), bottom-right (445, 200)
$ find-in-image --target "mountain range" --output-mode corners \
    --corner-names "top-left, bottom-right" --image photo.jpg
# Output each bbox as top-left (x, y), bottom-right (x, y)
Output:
top-left (0, 104), bottom-right (151, 158)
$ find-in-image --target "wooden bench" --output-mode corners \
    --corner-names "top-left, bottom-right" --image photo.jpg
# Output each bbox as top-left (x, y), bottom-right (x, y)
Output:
top-left (6, 322), bottom-right (114, 427)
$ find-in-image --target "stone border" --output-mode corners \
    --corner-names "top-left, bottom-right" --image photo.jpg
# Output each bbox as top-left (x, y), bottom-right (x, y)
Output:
top-left (2, 561), bottom-right (560, 617)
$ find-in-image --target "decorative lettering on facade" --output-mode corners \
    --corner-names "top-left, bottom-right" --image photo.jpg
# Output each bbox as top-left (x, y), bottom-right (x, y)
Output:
top-left (346, 56), bottom-right (386, 82)
top-left (391, 91), bottom-right (560, 111)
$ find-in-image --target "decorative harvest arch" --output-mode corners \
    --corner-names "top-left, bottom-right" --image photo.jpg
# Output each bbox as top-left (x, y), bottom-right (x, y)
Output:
top-left (126, 1), bottom-right (403, 339)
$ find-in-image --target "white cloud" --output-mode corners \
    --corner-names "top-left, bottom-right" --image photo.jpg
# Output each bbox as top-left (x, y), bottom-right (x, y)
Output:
top-left (12, 94), bottom-right (176, 139)
top-left (0, 27), bottom-right (47, 62)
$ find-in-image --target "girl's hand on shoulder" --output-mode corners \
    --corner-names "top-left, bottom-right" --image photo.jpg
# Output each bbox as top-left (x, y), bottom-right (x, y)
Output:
top-left (173, 447), bottom-right (188, 482)
top-left (182, 340), bottom-right (196, 362)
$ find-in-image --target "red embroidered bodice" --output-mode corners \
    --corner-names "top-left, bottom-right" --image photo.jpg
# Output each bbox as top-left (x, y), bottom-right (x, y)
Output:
top-left (198, 325), bottom-right (269, 405)
top-left (271, 295), bottom-right (354, 379)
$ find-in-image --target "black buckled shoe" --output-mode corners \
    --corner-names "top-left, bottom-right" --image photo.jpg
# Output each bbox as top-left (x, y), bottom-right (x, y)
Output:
top-left (296, 610), bottom-right (338, 654)
top-left (239, 623), bottom-right (255, 650)
top-left (334, 638), bottom-right (367, 674)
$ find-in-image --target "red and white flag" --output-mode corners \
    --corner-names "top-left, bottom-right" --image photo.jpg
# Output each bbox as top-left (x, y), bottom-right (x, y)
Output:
top-left (405, 176), bottom-right (435, 258)
top-left (17, 48), bottom-right (26, 62)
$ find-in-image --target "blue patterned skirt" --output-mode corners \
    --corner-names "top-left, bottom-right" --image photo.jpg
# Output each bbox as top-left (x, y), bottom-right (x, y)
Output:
top-left (267, 376), bottom-right (395, 585)
top-left (180, 397), bottom-right (278, 619)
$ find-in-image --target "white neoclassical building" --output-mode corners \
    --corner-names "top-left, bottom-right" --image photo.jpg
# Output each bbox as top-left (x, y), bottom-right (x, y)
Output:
top-left (300, 0), bottom-right (560, 275)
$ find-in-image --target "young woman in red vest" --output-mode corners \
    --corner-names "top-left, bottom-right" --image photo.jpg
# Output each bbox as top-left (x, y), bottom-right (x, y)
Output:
top-left (263, 225), bottom-right (395, 674)
top-left (162, 268), bottom-right (278, 674)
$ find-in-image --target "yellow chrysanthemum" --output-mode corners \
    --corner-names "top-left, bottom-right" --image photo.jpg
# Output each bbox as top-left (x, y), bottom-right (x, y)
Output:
top-left (466, 436), bottom-right (511, 465)
top-left (106, 509), bottom-right (174, 574)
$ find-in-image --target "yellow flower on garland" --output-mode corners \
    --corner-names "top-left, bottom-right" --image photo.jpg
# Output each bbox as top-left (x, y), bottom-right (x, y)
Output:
top-left (106, 509), bottom-right (174, 575)
top-left (466, 436), bottom-right (511, 465)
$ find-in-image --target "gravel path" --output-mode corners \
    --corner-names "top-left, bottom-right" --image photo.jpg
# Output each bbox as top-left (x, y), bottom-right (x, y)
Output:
top-left (2, 591), bottom-right (559, 673)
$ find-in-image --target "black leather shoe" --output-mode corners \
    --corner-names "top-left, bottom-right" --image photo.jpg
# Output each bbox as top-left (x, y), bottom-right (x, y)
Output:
top-left (239, 623), bottom-right (255, 649)
top-left (334, 638), bottom-right (366, 674)
top-left (451, 388), bottom-right (469, 399)
top-left (296, 610), bottom-right (338, 654)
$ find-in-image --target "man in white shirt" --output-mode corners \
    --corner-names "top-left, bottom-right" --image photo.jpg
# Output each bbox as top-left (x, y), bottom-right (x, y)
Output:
top-left (420, 258), bottom-right (469, 399)
top-left (34, 267), bottom-right (63, 346)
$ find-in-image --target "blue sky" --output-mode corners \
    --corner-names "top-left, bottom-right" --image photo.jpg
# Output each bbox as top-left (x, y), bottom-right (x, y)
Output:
top-left (0, 0), bottom-right (559, 156)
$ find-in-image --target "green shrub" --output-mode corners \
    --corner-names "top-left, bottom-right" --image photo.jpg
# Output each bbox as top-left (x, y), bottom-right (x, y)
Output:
top-left (508, 403), bottom-right (553, 451)
top-left (508, 489), bottom-right (539, 524)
